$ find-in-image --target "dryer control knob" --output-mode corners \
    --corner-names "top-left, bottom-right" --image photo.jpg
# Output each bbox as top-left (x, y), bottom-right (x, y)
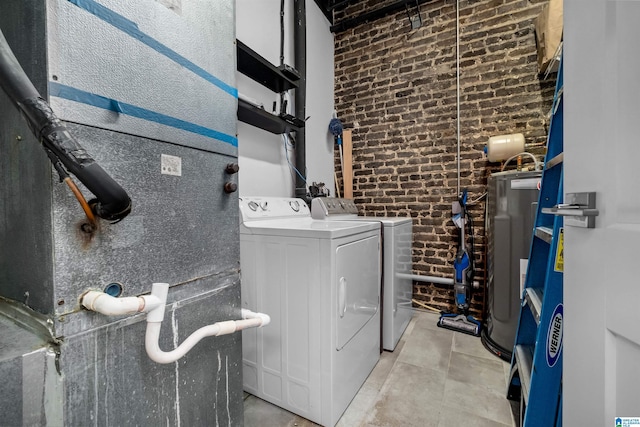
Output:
top-left (248, 201), bottom-right (258, 211)
top-left (260, 201), bottom-right (268, 210)
top-left (289, 200), bottom-right (300, 212)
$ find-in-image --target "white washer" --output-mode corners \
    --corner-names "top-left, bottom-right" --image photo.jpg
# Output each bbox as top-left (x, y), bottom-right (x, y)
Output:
top-left (311, 197), bottom-right (413, 351)
top-left (239, 197), bottom-right (381, 427)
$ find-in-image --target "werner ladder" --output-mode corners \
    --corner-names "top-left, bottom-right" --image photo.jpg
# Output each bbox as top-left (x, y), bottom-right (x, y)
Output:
top-left (507, 56), bottom-right (564, 426)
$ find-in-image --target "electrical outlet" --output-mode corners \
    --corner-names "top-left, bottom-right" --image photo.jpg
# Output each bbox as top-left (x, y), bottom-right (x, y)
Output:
top-left (161, 154), bottom-right (182, 176)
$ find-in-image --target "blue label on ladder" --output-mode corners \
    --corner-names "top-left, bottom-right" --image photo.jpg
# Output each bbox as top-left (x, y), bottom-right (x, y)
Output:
top-left (546, 303), bottom-right (563, 367)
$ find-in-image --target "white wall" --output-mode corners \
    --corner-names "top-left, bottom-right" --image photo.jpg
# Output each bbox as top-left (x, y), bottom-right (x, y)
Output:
top-left (236, 0), bottom-right (335, 198)
top-left (304, 3), bottom-right (335, 195)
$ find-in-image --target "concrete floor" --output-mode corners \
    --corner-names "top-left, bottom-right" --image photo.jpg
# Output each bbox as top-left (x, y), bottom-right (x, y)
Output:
top-left (243, 310), bottom-right (518, 427)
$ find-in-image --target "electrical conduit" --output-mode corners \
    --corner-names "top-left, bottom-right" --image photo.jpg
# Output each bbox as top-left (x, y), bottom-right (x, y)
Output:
top-left (80, 283), bottom-right (270, 364)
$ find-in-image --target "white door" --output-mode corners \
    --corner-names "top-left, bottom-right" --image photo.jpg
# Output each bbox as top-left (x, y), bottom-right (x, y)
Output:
top-left (564, 1), bottom-right (640, 425)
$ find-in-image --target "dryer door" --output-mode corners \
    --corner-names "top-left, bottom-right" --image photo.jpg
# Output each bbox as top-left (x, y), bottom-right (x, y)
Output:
top-left (335, 234), bottom-right (380, 350)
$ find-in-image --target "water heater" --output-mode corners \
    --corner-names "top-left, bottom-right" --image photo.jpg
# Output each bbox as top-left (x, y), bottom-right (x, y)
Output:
top-left (483, 170), bottom-right (541, 361)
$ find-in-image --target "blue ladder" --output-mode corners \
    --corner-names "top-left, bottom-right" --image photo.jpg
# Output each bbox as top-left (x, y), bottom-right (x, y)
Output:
top-left (506, 56), bottom-right (563, 426)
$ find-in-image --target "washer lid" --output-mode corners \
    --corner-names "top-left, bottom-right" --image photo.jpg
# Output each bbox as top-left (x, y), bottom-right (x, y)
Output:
top-left (240, 217), bottom-right (380, 239)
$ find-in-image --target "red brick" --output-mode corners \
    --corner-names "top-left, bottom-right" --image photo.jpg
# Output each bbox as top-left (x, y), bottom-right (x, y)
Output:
top-left (333, 0), bottom-right (554, 316)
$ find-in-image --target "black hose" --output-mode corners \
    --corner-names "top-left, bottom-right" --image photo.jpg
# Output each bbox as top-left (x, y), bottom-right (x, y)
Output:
top-left (0, 28), bottom-right (131, 222)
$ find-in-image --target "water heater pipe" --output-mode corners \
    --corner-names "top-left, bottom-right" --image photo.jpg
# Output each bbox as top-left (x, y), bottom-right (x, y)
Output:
top-left (397, 273), bottom-right (454, 285)
top-left (500, 152), bottom-right (542, 172)
top-left (397, 273), bottom-right (480, 289)
top-left (80, 283), bottom-right (270, 364)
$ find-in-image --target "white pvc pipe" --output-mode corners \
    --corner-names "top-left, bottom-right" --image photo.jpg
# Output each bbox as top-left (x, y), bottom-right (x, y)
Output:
top-left (81, 283), bottom-right (270, 365)
top-left (397, 273), bottom-right (479, 289)
top-left (397, 273), bottom-right (454, 285)
top-left (81, 290), bottom-right (163, 316)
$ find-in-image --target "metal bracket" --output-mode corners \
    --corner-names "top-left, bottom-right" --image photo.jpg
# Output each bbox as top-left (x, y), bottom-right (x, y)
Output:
top-left (541, 192), bottom-right (598, 228)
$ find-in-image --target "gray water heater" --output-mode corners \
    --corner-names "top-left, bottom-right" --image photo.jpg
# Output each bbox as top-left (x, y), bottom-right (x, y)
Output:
top-left (483, 170), bottom-right (541, 361)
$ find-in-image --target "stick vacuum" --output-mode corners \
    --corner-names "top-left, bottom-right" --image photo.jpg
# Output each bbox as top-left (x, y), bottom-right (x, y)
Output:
top-left (437, 190), bottom-right (481, 336)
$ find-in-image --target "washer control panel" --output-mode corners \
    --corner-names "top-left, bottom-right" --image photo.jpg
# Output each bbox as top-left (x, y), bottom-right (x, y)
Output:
top-left (239, 197), bottom-right (310, 221)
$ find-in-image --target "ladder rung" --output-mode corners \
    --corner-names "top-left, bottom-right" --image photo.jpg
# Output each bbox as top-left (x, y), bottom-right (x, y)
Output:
top-left (524, 288), bottom-right (544, 325)
top-left (515, 344), bottom-right (533, 405)
top-left (535, 226), bottom-right (553, 244)
top-left (545, 152), bottom-right (563, 169)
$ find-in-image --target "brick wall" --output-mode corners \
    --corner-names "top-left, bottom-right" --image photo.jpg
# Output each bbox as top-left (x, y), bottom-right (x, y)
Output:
top-left (333, 0), bottom-right (556, 318)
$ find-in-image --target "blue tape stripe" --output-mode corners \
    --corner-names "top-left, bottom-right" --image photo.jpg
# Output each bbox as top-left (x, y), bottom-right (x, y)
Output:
top-left (50, 82), bottom-right (238, 147)
top-left (67, 0), bottom-right (238, 98)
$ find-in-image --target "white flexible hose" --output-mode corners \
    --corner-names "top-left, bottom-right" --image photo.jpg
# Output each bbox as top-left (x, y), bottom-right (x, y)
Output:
top-left (145, 314), bottom-right (268, 364)
top-left (143, 283), bottom-right (270, 364)
top-left (500, 152), bottom-right (542, 171)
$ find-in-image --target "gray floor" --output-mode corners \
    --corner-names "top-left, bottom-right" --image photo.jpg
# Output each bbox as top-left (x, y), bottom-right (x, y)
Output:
top-left (244, 311), bottom-right (518, 427)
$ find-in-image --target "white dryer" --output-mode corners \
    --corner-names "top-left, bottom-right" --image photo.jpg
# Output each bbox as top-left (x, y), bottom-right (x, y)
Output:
top-left (239, 197), bottom-right (381, 427)
top-left (311, 197), bottom-right (413, 351)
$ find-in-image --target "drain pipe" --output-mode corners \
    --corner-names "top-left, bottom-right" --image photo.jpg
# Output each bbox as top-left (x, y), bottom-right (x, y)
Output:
top-left (80, 283), bottom-right (270, 364)
top-left (397, 273), bottom-right (453, 285)
top-left (294, 0), bottom-right (307, 200)
top-left (398, 273), bottom-right (479, 288)
top-left (81, 289), bottom-right (163, 316)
